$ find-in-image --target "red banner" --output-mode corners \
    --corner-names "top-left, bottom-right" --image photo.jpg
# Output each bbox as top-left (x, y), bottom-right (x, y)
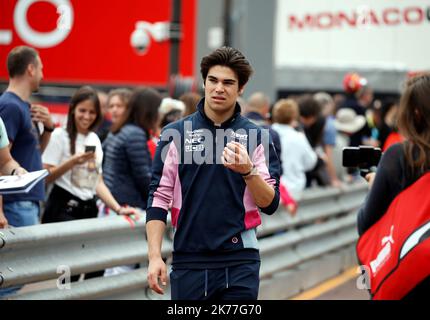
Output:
top-left (0, 0), bottom-right (196, 86)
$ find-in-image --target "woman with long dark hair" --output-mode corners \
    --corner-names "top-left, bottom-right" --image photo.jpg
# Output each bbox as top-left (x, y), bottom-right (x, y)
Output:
top-left (358, 73), bottom-right (430, 299)
top-left (41, 86), bottom-right (133, 224)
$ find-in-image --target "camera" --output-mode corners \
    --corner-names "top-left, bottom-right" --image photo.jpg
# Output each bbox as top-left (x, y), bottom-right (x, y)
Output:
top-left (343, 146), bottom-right (382, 176)
top-left (130, 22), bottom-right (151, 55)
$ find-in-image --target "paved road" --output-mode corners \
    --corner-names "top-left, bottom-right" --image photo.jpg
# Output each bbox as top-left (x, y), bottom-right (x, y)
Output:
top-left (315, 278), bottom-right (369, 300)
top-left (291, 267), bottom-right (370, 300)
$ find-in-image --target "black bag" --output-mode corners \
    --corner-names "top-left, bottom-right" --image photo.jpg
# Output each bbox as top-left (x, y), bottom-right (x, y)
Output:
top-left (42, 184), bottom-right (98, 223)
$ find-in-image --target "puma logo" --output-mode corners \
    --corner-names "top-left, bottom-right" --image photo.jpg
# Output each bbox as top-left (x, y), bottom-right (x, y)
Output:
top-left (370, 225), bottom-right (395, 275)
top-left (382, 225), bottom-right (394, 246)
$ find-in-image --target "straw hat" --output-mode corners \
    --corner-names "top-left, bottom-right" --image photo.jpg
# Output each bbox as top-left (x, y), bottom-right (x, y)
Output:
top-left (334, 108), bottom-right (366, 134)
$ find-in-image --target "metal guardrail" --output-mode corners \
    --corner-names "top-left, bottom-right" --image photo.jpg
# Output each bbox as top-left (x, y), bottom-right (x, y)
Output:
top-left (0, 182), bottom-right (368, 300)
top-left (258, 182), bottom-right (366, 278)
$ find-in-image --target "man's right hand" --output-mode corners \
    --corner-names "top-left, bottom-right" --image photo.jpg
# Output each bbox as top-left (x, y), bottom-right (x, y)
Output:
top-left (147, 257), bottom-right (168, 295)
top-left (0, 211), bottom-right (8, 229)
top-left (31, 104), bottom-right (54, 129)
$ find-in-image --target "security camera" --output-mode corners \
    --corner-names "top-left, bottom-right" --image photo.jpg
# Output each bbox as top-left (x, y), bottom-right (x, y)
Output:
top-left (130, 21), bottom-right (172, 55)
top-left (130, 22), bottom-right (151, 55)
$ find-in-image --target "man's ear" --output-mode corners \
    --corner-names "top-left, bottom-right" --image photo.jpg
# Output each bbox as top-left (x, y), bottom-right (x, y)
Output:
top-left (239, 86), bottom-right (245, 96)
top-left (27, 63), bottom-right (36, 77)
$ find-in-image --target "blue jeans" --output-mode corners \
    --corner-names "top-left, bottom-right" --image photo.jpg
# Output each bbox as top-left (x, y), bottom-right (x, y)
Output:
top-left (0, 201), bottom-right (40, 299)
top-left (3, 201), bottom-right (40, 227)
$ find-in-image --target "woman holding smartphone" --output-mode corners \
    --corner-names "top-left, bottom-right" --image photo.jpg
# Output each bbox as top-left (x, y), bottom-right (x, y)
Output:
top-left (41, 86), bottom-right (133, 224)
top-left (358, 73), bottom-right (430, 299)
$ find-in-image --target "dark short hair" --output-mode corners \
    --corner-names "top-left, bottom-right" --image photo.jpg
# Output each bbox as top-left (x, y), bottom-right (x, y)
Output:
top-left (7, 46), bottom-right (39, 78)
top-left (200, 47), bottom-right (253, 89)
top-left (114, 87), bottom-right (161, 135)
top-left (298, 94), bottom-right (322, 118)
top-left (160, 109), bottom-right (183, 128)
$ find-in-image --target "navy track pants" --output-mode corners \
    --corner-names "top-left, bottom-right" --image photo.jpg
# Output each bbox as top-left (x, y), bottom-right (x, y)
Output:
top-left (170, 262), bottom-right (260, 300)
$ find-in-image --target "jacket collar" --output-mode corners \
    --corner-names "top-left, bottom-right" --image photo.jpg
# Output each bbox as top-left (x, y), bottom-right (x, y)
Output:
top-left (197, 98), bottom-right (242, 128)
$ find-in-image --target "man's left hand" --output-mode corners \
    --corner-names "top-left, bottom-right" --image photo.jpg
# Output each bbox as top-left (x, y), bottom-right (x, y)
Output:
top-left (221, 142), bottom-right (253, 175)
top-left (13, 167), bottom-right (28, 176)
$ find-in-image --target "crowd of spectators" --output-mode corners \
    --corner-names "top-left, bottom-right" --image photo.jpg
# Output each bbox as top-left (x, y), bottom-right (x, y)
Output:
top-left (0, 46), bottom-right (402, 295)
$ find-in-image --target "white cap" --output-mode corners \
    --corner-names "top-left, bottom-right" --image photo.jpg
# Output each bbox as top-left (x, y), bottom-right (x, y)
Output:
top-left (159, 98), bottom-right (185, 114)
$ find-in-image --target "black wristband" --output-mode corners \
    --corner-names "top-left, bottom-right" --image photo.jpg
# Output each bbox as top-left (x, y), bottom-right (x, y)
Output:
top-left (240, 165), bottom-right (254, 177)
top-left (43, 125), bottom-right (55, 132)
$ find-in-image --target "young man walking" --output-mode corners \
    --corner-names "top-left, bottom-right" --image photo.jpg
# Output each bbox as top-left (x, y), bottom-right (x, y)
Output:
top-left (146, 47), bottom-right (280, 300)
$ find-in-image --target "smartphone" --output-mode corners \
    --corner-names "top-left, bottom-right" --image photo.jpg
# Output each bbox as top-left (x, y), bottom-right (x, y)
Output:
top-left (85, 145), bottom-right (96, 153)
top-left (342, 146), bottom-right (382, 169)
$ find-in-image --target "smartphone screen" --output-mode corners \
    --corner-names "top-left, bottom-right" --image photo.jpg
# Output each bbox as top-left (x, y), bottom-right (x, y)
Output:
top-left (85, 145), bottom-right (96, 153)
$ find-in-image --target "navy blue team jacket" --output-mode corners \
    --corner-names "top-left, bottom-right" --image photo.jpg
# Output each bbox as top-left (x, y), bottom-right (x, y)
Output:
top-left (146, 99), bottom-right (280, 268)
